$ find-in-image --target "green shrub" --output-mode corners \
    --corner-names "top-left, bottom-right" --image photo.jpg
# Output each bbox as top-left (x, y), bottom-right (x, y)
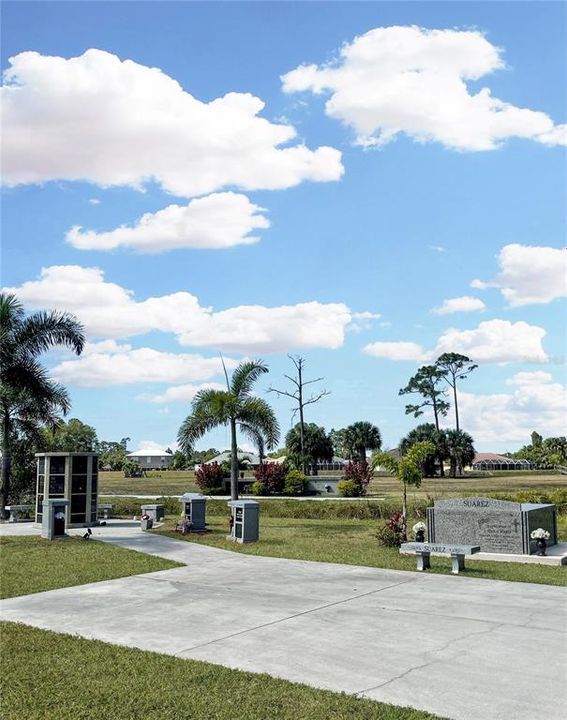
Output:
top-left (337, 479), bottom-right (361, 497)
top-left (489, 488), bottom-right (567, 513)
top-left (251, 481), bottom-right (267, 496)
top-left (284, 470), bottom-right (306, 496)
top-left (123, 460), bottom-right (142, 478)
top-left (101, 489), bottom-right (567, 523)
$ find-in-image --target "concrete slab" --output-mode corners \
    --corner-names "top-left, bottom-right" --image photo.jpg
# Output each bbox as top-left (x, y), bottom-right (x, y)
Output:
top-left (1, 521), bottom-right (566, 720)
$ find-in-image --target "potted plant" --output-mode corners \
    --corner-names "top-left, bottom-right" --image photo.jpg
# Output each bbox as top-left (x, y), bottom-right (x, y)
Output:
top-left (530, 528), bottom-right (550, 556)
top-left (412, 521), bottom-right (427, 543)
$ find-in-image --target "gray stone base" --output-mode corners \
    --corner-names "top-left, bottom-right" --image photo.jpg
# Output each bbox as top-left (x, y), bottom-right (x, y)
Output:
top-left (475, 544), bottom-right (567, 566)
top-left (401, 543), bottom-right (567, 566)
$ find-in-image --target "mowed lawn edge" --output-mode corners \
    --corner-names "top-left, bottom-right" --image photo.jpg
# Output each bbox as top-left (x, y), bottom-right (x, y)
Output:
top-left (0, 622), bottom-right (445, 720)
top-left (153, 515), bottom-right (567, 586)
top-left (0, 535), bottom-right (182, 599)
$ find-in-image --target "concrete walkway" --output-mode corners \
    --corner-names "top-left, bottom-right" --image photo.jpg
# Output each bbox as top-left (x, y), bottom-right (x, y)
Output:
top-left (1, 521), bottom-right (566, 720)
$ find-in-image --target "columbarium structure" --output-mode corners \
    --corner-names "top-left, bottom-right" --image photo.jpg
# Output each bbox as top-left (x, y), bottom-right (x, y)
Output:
top-left (35, 452), bottom-right (99, 529)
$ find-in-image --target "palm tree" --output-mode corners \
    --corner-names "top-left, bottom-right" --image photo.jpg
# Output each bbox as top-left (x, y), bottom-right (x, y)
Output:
top-left (285, 422), bottom-right (333, 475)
top-left (1, 293), bottom-right (85, 517)
top-left (342, 421), bottom-right (382, 463)
top-left (400, 423), bottom-right (448, 477)
top-left (445, 429), bottom-right (475, 478)
top-left (178, 360), bottom-right (279, 500)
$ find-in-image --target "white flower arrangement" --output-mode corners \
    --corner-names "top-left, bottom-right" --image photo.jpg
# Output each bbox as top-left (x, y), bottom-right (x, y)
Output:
top-left (412, 522), bottom-right (426, 534)
top-left (530, 528), bottom-right (550, 540)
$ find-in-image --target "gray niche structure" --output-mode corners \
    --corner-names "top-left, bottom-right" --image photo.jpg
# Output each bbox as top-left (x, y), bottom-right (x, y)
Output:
top-left (228, 500), bottom-right (259, 543)
top-left (427, 497), bottom-right (557, 555)
top-left (41, 498), bottom-right (70, 540)
top-left (180, 493), bottom-right (207, 532)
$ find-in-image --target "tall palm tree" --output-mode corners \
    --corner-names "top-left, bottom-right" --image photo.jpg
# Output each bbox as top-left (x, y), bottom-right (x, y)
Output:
top-left (285, 423), bottom-right (333, 476)
top-left (343, 421), bottom-right (382, 463)
top-left (400, 423), bottom-right (448, 477)
top-left (178, 360), bottom-right (279, 500)
top-left (1, 293), bottom-right (85, 517)
top-left (445, 429), bottom-right (475, 478)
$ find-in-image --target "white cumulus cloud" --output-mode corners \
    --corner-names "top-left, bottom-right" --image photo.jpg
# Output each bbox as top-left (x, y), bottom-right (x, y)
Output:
top-left (4, 265), bottom-right (369, 353)
top-left (458, 371), bottom-right (566, 443)
top-left (282, 26), bottom-right (566, 151)
top-left (364, 319), bottom-right (548, 364)
top-left (432, 296), bottom-right (486, 315)
top-left (2, 48), bottom-right (343, 197)
top-left (434, 319), bottom-right (548, 363)
top-left (51, 346), bottom-right (237, 387)
top-left (472, 244), bottom-right (567, 307)
top-left (67, 192), bottom-right (269, 252)
top-left (363, 341), bottom-right (427, 361)
top-left (139, 382), bottom-right (227, 404)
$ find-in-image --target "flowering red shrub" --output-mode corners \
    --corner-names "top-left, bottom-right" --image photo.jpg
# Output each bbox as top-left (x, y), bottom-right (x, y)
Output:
top-left (253, 462), bottom-right (287, 495)
top-left (343, 461), bottom-right (372, 496)
top-left (195, 462), bottom-right (225, 494)
top-left (376, 511), bottom-right (406, 547)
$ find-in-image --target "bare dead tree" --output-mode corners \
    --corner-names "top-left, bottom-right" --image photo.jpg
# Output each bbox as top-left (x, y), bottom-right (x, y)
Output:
top-left (268, 355), bottom-right (330, 473)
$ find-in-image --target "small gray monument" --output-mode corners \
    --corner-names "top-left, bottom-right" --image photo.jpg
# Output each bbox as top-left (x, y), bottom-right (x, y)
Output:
top-left (140, 504), bottom-right (165, 522)
top-left (427, 497), bottom-right (557, 554)
top-left (180, 492), bottom-right (207, 532)
top-left (228, 500), bottom-right (259, 543)
top-left (41, 498), bottom-right (70, 540)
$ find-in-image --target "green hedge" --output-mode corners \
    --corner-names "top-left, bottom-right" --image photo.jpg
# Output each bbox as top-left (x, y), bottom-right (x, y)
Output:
top-left (100, 496), bottom-right (429, 520)
top-left (100, 487), bottom-right (567, 521)
top-left (488, 488), bottom-right (567, 513)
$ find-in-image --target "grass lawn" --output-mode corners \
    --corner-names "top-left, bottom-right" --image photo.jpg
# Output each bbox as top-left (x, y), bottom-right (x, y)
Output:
top-left (154, 515), bottom-right (567, 586)
top-left (99, 469), bottom-right (566, 497)
top-left (99, 470), bottom-right (199, 495)
top-left (369, 471), bottom-right (566, 496)
top-left (0, 622), bottom-right (443, 720)
top-left (0, 536), bottom-right (181, 599)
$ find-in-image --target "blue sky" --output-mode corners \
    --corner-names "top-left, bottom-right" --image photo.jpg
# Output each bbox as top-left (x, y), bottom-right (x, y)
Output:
top-left (2, 1), bottom-right (566, 454)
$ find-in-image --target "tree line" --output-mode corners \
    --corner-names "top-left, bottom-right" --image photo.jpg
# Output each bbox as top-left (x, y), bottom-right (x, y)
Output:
top-left (3, 292), bottom-right (564, 515)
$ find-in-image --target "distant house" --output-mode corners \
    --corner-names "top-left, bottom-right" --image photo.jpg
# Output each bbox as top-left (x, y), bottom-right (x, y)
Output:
top-left (472, 453), bottom-right (532, 471)
top-left (204, 451), bottom-right (260, 467)
top-left (126, 448), bottom-right (173, 470)
top-left (317, 456), bottom-right (348, 471)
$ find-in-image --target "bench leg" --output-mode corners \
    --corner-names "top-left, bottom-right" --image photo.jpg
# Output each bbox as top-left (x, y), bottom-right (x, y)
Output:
top-left (451, 553), bottom-right (465, 574)
top-left (416, 552), bottom-right (431, 571)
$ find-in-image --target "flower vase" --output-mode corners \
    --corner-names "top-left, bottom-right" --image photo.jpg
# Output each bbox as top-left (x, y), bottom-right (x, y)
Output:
top-left (536, 538), bottom-right (547, 556)
top-left (415, 530), bottom-right (425, 543)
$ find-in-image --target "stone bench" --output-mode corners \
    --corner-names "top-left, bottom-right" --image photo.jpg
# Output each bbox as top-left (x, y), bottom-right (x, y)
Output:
top-left (6, 504), bottom-right (34, 522)
top-left (400, 542), bottom-right (481, 574)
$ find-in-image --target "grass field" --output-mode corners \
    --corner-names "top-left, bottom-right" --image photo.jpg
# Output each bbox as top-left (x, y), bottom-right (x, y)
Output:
top-left (0, 536), bottom-right (181, 599)
top-left (0, 623), bottom-right (442, 720)
top-left (99, 469), bottom-right (566, 497)
top-left (154, 515), bottom-right (567, 586)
